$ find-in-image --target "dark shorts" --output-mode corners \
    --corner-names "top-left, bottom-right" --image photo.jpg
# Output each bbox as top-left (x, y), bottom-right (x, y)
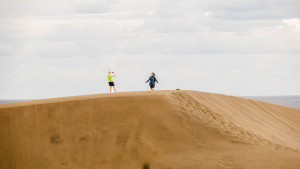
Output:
top-left (109, 82), bottom-right (115, 86)
top-left (150, 85), bottom-right (155, 89)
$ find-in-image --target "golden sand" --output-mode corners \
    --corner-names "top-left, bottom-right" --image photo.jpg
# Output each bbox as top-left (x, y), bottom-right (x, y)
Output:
top-left (1, 90), bottom-right (300, 169)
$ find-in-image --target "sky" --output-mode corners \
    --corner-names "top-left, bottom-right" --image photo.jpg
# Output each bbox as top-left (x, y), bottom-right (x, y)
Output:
top-left (0, 0), bottom-right (300, 99)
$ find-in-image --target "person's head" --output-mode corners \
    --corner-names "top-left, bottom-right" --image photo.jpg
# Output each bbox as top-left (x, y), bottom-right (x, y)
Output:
top-left (108, 71), bottom-right (111, 74)
top-left (151, 72), bottom-right (155, 76)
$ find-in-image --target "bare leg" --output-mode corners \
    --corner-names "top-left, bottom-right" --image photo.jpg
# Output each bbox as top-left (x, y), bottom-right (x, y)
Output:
top-left (113, 86), bottom-right (117, 93)
top-left (110, 86), bottom-right (112, 93)
top-left (151, 88), bottom-right (154, 91)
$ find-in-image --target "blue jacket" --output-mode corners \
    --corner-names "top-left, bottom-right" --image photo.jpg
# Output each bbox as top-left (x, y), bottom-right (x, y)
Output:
top-left (146, 76), bottom-right (158, 86)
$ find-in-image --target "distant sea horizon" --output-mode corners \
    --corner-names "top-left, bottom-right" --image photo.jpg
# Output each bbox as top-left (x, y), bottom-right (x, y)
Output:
top-left (0, 99), bottom-right (31, 104)
top-left (242, 95), bottom-right (300, 110)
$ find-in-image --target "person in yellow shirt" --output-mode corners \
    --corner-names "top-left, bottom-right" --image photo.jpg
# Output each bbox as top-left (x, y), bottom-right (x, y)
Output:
top-left (107, 71), bottom-right (116, 93)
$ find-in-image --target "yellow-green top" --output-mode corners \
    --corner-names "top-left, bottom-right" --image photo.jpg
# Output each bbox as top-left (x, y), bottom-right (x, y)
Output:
top-left (107, 74), bottom-right (114, 82)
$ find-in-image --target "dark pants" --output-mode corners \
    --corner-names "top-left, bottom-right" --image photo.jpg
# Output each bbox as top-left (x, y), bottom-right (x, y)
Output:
top-left (109, 82), bottom-right (115, 86)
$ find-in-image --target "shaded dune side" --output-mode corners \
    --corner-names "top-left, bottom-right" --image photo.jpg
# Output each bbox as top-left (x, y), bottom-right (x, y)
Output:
top-left (0, 94), bottom-right (181, 169)
top-left (2, 93), bottom-right (208, 169)
top-left (0, 90), bottom-right (300, 169)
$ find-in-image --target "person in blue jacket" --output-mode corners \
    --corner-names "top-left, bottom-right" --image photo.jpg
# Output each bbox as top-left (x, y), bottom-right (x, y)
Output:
top-left (145, 72), bottom-right (159, 91)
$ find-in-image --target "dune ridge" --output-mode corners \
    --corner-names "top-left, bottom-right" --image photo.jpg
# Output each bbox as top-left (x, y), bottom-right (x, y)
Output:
top-left (165, 91), bottom-right (300, 150)
top-left (1, 90), bottom-right (300, 169)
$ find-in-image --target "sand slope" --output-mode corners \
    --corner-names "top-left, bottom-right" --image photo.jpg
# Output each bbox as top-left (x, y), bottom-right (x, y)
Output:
top-left (1, 90), bottom-right (300, 169)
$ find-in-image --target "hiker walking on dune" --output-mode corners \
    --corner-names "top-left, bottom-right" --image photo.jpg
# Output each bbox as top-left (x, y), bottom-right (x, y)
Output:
top-left (107, 71), bottom-right (116, 93)
top-left (145, 72), bottom-right (159, 91)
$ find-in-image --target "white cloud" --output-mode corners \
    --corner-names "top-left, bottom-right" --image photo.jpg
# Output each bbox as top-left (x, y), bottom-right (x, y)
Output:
top-left (71, 0), bottom-right (116, 14)
top-left (282, 18), bottom-right (300, 29)
top-left (233, 69), bottom-right (243, 75)
top-left (0, 0), bottom-right (300, 98)
top-left (251, 64), bottom-right (271, 69)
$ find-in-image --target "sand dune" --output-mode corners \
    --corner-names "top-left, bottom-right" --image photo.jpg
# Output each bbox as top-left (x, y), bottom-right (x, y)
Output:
top-left (1, 90), bottom-right (300, 169)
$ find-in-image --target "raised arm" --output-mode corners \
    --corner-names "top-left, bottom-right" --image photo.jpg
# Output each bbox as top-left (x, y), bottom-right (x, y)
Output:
top-left (112, 72), bottom-right (116, 77)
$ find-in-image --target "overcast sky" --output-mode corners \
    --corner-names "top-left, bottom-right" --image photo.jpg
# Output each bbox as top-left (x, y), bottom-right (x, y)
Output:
top-left (1, 0), bottom-right (300, 99)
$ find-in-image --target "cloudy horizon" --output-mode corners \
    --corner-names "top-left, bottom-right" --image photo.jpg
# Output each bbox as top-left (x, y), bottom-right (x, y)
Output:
top-left (1, 0), bottom-right (300, 99)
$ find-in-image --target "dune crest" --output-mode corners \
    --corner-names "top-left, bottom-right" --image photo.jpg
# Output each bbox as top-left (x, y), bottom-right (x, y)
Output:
top-left (1, 90), bottom-right (300, 169)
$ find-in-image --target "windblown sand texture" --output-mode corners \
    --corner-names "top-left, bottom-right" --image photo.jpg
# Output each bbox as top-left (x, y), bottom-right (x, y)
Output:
top-left (1, 90), bottom-right (300, 169)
